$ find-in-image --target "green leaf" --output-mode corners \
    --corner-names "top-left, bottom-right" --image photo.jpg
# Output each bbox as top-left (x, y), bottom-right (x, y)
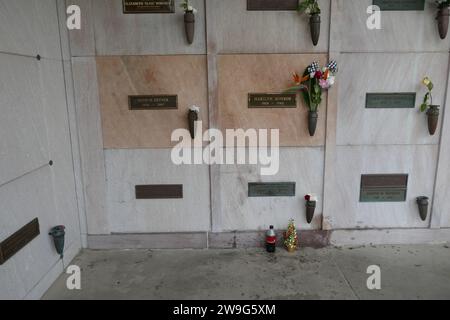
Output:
top-left (423, 92), bottom-right (430, 104)
top-left (298, 0), bottom-right (321, 14)
top-left (284, 86), bottom-right (301, 93)
top-left (313, 84), bottom-right (320, 94)
top-left (298, 2), bottom-right (309, 12)
top-left (420, 103), bottom-right (428, 112)
top-left (302, 90), bottom-right (311, 109)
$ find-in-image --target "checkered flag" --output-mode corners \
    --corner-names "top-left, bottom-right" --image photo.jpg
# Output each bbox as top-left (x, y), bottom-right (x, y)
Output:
top-left (327, 60), bottom-right (338, 73)
top-left (308, 61), bottom-right (320, 74)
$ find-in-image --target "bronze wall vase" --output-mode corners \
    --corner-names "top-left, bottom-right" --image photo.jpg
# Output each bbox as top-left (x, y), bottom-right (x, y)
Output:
top-left (310, 14), bottom-right (321, 46)
top-left (437, 7), bottom-right (450, 39)
top-left (427, 105), bottom-right (440, 135)
top-left (188, 109), bottom-right (198, 139)
top-left (416, 196), bottom-right (429, 221)
top-left (305, 201), bottom-right (316, 224)
top-left (308, 111), bottom-right (318, 137)
top-left (49, 226), bottom-right (65, 259)
top-left (184, 11), bottom-right (195, 45)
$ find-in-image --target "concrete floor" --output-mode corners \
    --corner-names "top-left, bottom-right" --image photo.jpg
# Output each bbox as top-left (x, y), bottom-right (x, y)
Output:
top-left (43, 244), bottom-right (450, 300)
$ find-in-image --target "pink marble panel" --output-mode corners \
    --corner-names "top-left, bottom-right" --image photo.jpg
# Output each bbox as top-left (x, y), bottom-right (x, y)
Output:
top-left (217, 54), bottom-right (328, 146)
top-left (97, 55), bottom-right (208, 148)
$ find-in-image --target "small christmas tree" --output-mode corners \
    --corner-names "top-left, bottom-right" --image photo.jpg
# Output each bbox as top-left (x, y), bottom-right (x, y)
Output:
top-left (284, 219), bottom-right (298, 252)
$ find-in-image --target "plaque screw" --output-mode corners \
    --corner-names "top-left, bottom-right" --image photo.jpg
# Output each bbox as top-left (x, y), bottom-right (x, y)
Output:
top-left (49, 160), bottom-right (54, 166)
top-left (36, 55), bottom-right (41, 61)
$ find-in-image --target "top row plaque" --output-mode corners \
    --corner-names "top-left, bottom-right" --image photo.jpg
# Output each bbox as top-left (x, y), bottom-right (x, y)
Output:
top-left (123, 0), bottom-right (175, 13)
top-left (122, 0), bottom-right (426, 14)
top-left (246, 0), bottom-right (425, 11)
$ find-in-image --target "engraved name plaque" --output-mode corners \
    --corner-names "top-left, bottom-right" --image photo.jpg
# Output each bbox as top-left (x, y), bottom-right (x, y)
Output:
top-left (0, 218), bottom-right (40, 265)
top-left (247, 0), bottom-right (299, 11)
top-left (123, 0), bottom-right (175, 13)
top-left (248, 93), bottom-right (297, 108)
top-left (248, 182), bottom-right (296, 197)
top-left (360, 174), bottom-right (408, 202)
top-left (366, 93), bottom-right (416, 109)
top-left (136, 185), bottom-right (183, 199)
top-left (129, 95), bottom-right (178, 110)
top-left (373, 0), bottom-right (425, 11)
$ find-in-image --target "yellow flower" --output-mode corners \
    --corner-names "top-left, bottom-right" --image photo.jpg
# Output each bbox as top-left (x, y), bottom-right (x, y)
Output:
top-left (423, 77), bottom-right (431, 86)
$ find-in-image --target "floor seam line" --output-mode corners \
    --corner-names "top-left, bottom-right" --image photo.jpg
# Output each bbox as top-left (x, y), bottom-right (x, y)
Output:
top-left (331, 254), bottom-right (361, 300)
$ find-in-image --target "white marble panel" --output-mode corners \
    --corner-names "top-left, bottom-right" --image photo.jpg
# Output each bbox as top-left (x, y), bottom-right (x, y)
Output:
top-left (25, 241), bottom-right (81, 299)
top-left (433, 53), bottom-right (450, 228)
top-left (326, 145), bottom-right (438, 229)
top-left (330, 229), bottom-right (450, 247)
top-left (61, 59), bottom-right (88, 245)
top-left (57, 0), bottom-right (71, 61)
top-left (105, 149), bottom-right (211, 233)
top-left (337, 53), bottom-right (448, 146)
top-left (72, 57), bottom-right (109, 235)
top-left (207, 0), bottom-right (330, 54)
top-left (38, 59), bottom-right (81, 248)
top-left (92, 0), bottom-right (206, 55)
top-left (0, 60), bottom-right (82, 299)
top-left (0, 54), bottom-right (49, 186)
top-left (212, 147), bottom-right (324, 232)
top-left (0, 0), bottom-right (82, 300)
top-left (0, 0), bottom-right (61, 59)
top-left (332, 0), bottom-right (450, 52)
top-left (0, 168), bottom-right (66, 297)
top-left (0, 257), bottom-right (28, 299)
top-left (65, 0), bottom-right (96, 57)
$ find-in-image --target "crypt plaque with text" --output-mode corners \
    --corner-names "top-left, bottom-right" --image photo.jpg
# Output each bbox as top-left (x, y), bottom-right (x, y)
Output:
top-left (129, 95), bottom-right (178, 110)
top-left (248, 182), bottom-right (296, 197)
top-left (136, 185), bottom-right (183, 199)
top-left (247, 0), bottom-right (299, 11)
top-left (373, 0), bottom-right (425, 11)
top-left (248, 93), bottom-right (297, 108)
top-left (123, 0), bottom-right (175, 13)
top-left (366, 93), bottom-right (416, 109)
top-left (360, 174), bottom-right (408, 202)
top-left (0, 218), bottom-right (40, 265)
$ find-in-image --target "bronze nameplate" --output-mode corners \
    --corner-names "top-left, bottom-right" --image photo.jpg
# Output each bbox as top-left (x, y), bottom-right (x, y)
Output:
top-left (129, 95), bottom-right (178, 110)
top-left (366, 93), bottom-right (416, 109)
top-left (248, 93), bottom-right (297, 108)
top-left (136, 185), bottom-right (183, 199)
top-left (247, 0), bottom-right (299, 10)
top-left (0, 218), bottom-right (40, 265)
top-left (248, 182), bottom-right (296, 197)
top-left (123, 0), bottom-right (175, 13)
top-left (373, 0), bottom-right (425, 11)
top-left (360, 174), bottom-right (408, 202)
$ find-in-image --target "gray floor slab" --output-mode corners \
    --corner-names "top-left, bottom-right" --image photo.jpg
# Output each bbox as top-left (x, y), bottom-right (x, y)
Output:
top-left (42, 245), bottom-right (450, 300)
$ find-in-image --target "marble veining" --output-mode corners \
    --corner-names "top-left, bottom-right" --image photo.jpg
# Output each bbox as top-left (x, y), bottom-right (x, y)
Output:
top-left (207, 0), bottom-right (330, 54)
top-left (337, 53), bottom-right (448, 146)
top-left (0, 0), bottom-right (62, 59)
top-left (105, 149), bottom-right (210, 233)
top-left (333, 0), bottom-right (450, 52)
top-left (217, 54), bottom-right (328, 147)
top-left (212, 148), bottom-right (325, 232)
top-left (97, 55), bottom-right (209, 149)
top-left (92, 0), bottom-right (206, 55)
top-left (326, 145), bottom-right (438, 229)
top-left (0, 54), bottom-right (48, 186)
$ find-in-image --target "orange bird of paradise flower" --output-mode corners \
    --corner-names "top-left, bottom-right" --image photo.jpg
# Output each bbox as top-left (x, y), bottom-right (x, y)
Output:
top-left (292, 72), bottom-right (310, 85)
top-left (292, 73), bottom-right (301, 85)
